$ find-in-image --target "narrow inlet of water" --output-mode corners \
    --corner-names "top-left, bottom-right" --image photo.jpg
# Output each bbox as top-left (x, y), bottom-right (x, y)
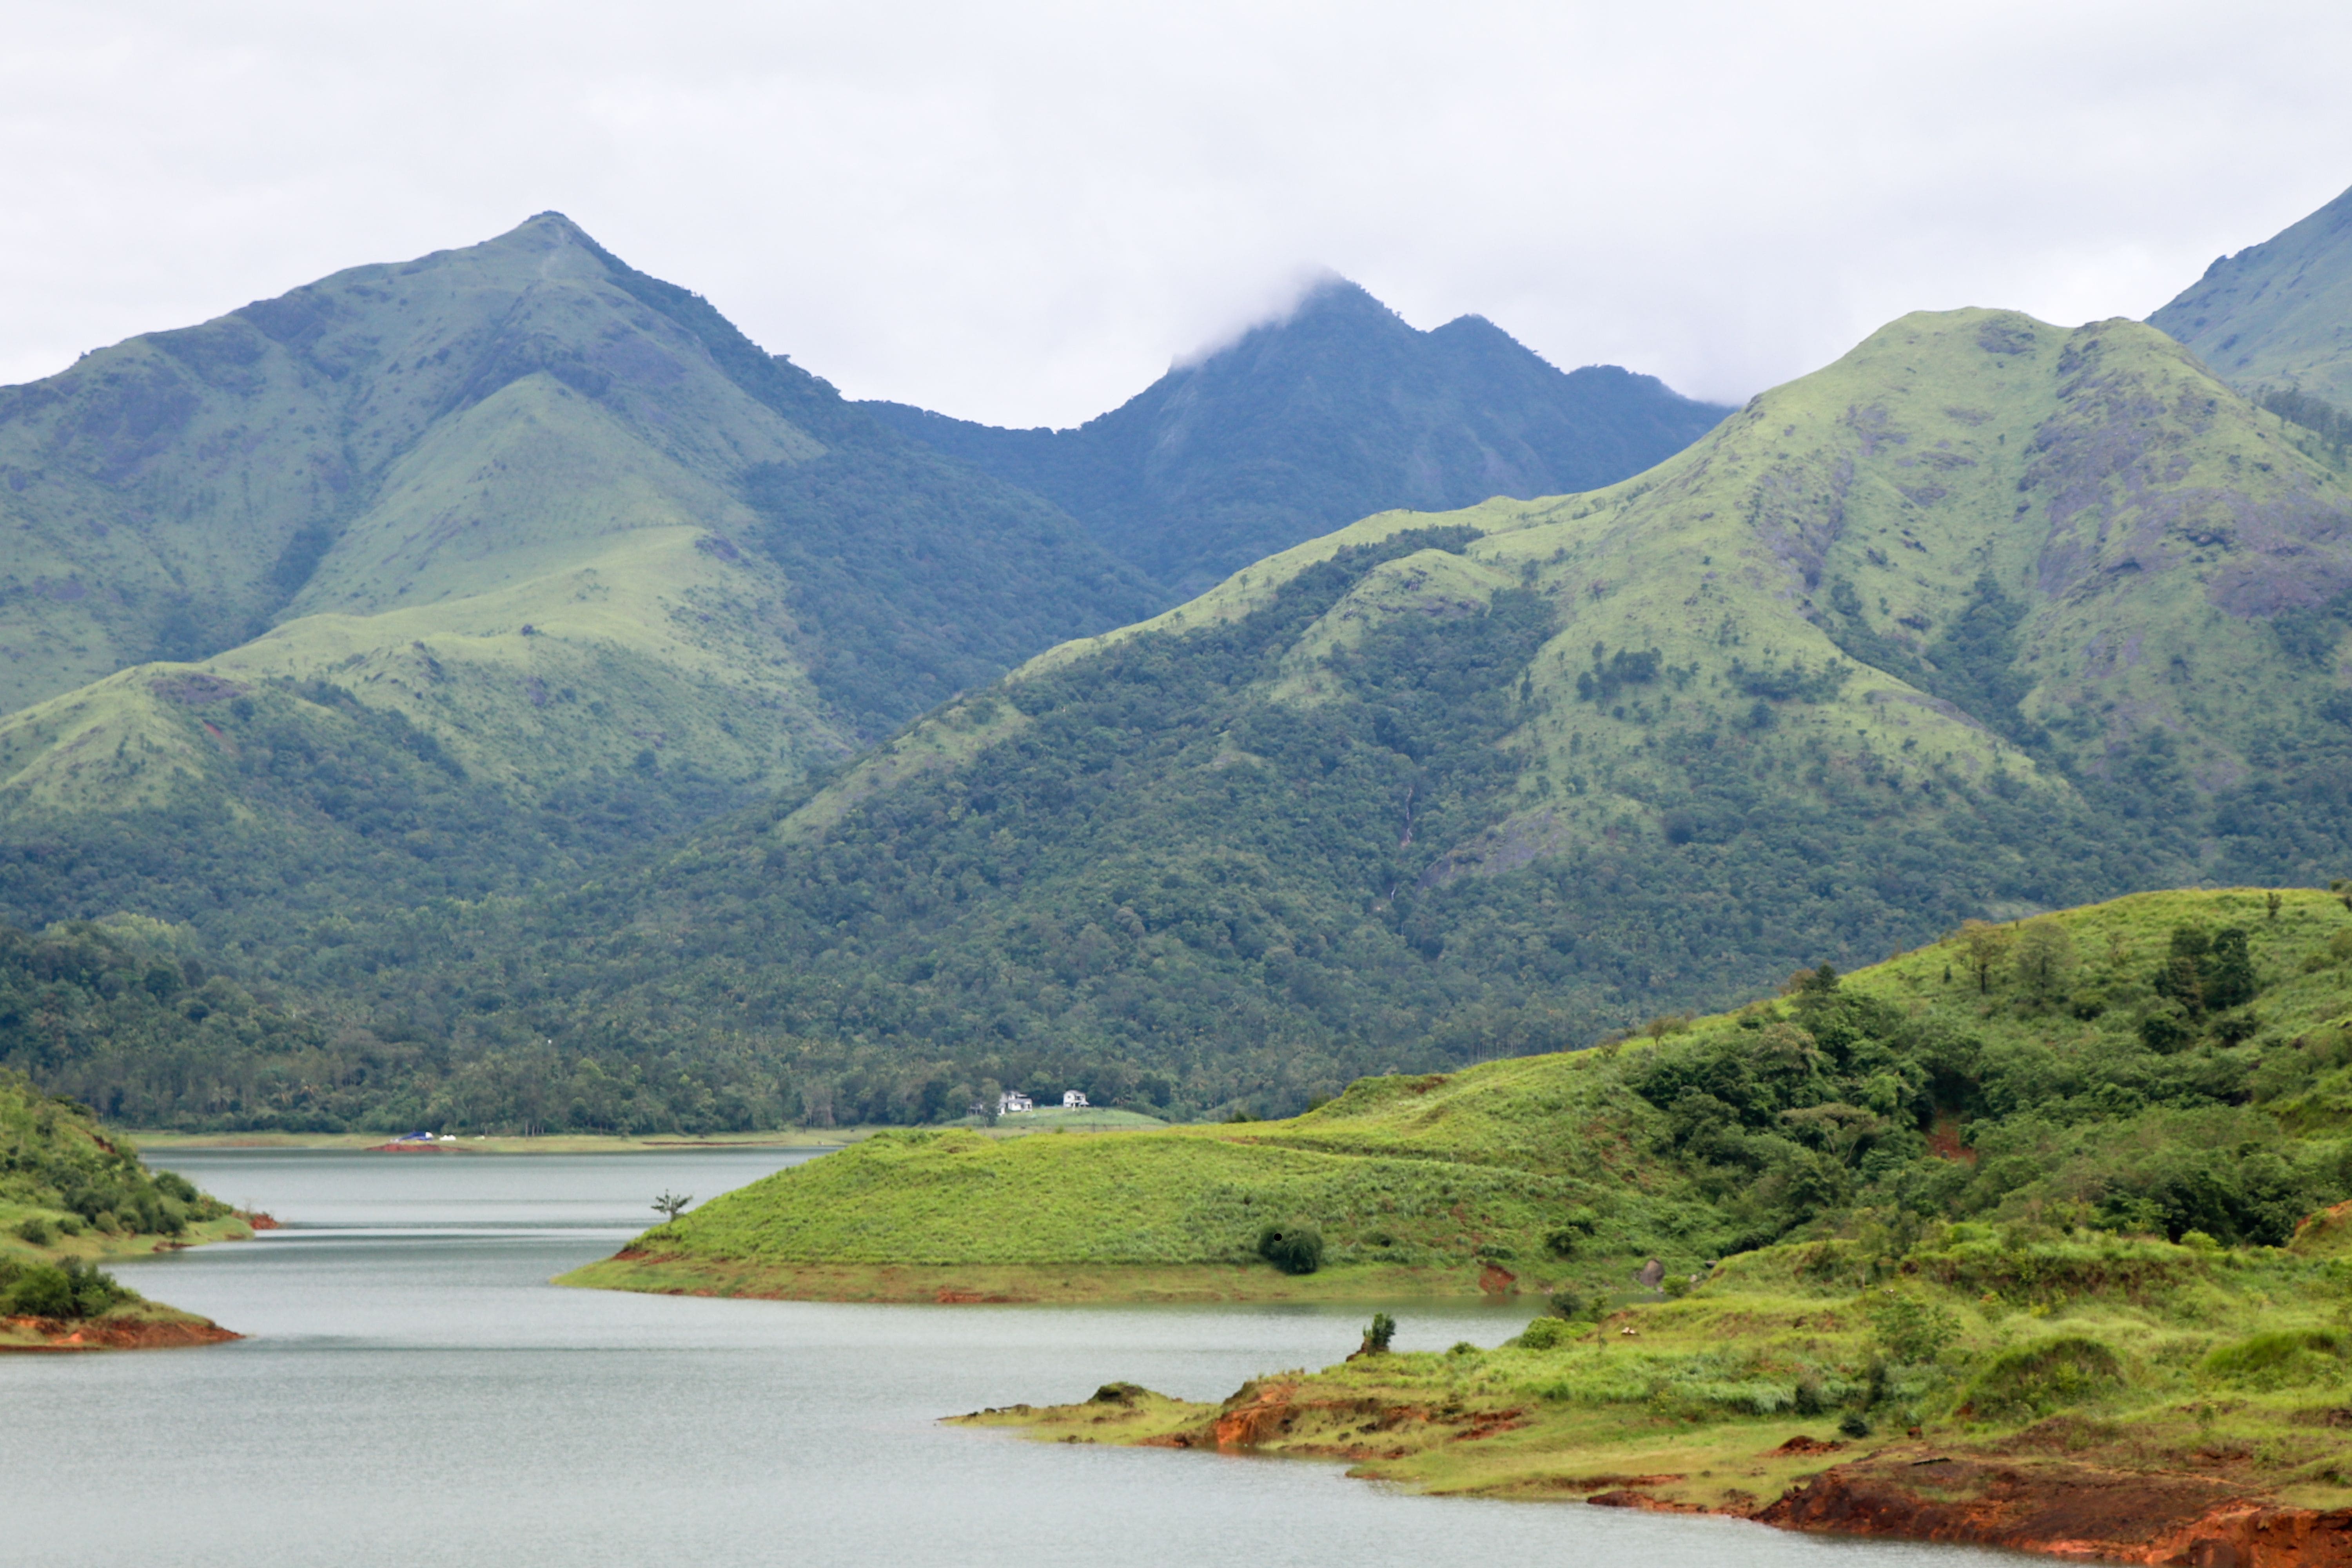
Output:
top-left (4, 1149), bottom-right (2004, 1567)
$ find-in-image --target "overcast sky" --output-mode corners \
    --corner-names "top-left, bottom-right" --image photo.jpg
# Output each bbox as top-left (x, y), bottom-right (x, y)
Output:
top-left (5, 0), bottom-right (2350, 425)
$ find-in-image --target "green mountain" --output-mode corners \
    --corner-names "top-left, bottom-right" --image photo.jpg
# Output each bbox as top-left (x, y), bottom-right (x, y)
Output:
top-left (2151, 182), bottom-right (2352, 410)
top-left (62, 303), bottom-right (2349, 1134)
top-left (0, 215), bottom-right (1156, 936)
top-left (864, 278), bottom-right (1730, 596)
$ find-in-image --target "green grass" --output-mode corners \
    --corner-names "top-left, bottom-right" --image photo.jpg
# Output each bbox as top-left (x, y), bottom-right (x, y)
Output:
top-left (0, 1070), bottom-right (250, 1343)
top-left (577, 886), bottom-right (2352, 1302)
top-left (959, 1221), bottom-right (2352, 1517)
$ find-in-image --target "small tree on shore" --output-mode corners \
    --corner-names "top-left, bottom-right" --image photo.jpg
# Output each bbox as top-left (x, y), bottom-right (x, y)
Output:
top-left (652, 1192), bottom-right (692, 1222)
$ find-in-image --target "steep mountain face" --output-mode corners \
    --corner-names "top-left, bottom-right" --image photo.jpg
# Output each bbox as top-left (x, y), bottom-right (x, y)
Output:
top-left (0, 215), bottom-right (1156, 931)
top-left (2151, 183), bottom-right (2352, 407)
top-left (80, 305), bottom-right (2352, 1132)
top-left (864, 279), bottom-right (1730, 597)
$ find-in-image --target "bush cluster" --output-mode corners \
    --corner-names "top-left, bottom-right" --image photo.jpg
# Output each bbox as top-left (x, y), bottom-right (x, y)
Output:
top-left (0, 1256), bottom-right (131, 1320)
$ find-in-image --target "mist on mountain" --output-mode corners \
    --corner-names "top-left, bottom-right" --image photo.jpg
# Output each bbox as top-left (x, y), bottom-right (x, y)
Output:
top-left (864, 278), bottom-right (1730, 597)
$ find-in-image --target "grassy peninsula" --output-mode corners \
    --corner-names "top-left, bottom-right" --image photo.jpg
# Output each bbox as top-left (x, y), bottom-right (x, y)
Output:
top-left (959, 1219), bottom-right (2352, 1561)
top-left (858, 883), bottom-right (2352, 1559)
top-left (573, 886), bottom-right (2352, 1303)
top-left (1, 1072), bottom-right (246, 1349)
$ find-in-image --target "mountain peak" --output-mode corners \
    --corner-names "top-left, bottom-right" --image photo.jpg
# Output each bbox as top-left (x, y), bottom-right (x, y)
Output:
top-left (2150, 181), bottom-right (2352, 405)
top-left (863, 276), bottom-right (1728, 595)
top-left (1171, 274), bottom-right (1403, 370)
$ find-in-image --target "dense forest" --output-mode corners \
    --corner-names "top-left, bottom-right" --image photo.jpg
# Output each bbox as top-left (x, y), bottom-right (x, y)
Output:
top-left (2, 525), bottom-right (2270, 1134)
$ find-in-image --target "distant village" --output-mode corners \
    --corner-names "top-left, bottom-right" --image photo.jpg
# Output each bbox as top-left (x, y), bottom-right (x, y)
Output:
top-left (994, 1089), bottom-right (1087, 1116)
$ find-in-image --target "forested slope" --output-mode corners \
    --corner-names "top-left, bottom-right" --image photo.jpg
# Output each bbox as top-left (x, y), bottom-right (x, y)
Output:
top-left (33, 305), bottom-right (2352, 1131)
top-left (0, 214), bottom-right (1156, 945)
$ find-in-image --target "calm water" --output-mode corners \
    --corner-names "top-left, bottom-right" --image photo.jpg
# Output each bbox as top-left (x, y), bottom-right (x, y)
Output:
top-left (1, 1148), bottom-right (2005, 1566)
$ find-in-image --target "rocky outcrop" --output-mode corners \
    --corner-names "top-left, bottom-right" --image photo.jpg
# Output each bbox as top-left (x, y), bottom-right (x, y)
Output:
top-left (3, 1312), bottom-right (240, 1350)
top-left (1759, 1453), bottom-right (2352, 1566)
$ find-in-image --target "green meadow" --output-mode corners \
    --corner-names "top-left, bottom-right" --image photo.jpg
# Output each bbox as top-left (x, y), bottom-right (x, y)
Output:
top-left (575, 886), bottom-right (2352, 1307)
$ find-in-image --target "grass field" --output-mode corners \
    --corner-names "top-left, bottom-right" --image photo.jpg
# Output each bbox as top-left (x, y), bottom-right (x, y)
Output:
top-left (572, 885), bottom-right (2352, 1305)
top-left (961, 1214), bottom-right (2352, 1524)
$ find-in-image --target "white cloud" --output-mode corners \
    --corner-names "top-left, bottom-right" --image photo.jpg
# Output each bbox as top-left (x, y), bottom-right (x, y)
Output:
top-left (2, 0), bottom-right (2348, 423)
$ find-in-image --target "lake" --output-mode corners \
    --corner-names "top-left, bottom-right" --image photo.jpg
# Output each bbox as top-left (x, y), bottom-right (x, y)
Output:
top-left (2, 1148), bottom-right (2004, 1566)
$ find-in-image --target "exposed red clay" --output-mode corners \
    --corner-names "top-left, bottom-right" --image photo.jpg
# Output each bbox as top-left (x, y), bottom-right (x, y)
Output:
top-left (1757, 1452), bottom-right (2352, 1565)
top-left (4, 1314), bottom-right (240, 1351)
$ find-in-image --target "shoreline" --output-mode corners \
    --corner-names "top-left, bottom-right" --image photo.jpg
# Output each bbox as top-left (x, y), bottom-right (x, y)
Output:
top-left (956, 1380), bottom-right (2352, 1565)
top-left (0, 1300), bottom-right (242, 1353)
top-left (127, 1129), bottom-right (864, 1154)
top-left (557, 1255), bottom-right (1532, 1304)
top-left (127, 1111), bottom-right (1165, 1154)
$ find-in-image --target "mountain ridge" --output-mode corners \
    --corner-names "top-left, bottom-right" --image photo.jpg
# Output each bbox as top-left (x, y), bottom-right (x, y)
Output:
top-left (44, 303), bottom-right (2346, 1132)
top-left (863, 278), bottom-right (1730, 595)
top-left (2149, 181), bottom-right (2352, 409)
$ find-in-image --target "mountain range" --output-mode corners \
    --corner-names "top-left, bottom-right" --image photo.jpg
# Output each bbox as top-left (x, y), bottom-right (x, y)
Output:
top-left (2150, 181), bottom-right (2352, 408)
top-left (8, 184), bottom-right (2352, 1131)
top-left (864, 278), bottom-right (1730, 596)
top-left (285, 298), bottom-right (2342, 1129)
top-left (0, 220), bottom-right (1720, 948)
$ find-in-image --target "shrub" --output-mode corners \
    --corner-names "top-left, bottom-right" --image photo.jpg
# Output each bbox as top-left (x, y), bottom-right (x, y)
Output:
top-left (1544, 1208), bottom-right (1600, 1258)
top-left (1362, 1311), bottom-right (1397, 1354)
top-left (1546, 1288), bottom-right (1587, 1320)
top-left (1838, 1412), bottom-right (1872, 1439)
top-left (1960, 1335), bottom-right (2125, 1423)
top-left (1256, 1225), bottom-right (1323, 1275)
top-left (14, 1216), bottom-right (53, 1245)
top-left (2201, 1330), bottom-right (2351, 1391)
top-left (153, 1171), bottom-right (200, 1204)
top-left (1864, 1288), bottom-right (1960, 1365)
top-left (1, 1258), bottom-right (130, 1320)
top-left (1517, 1316), bottom-right (1571, 1350)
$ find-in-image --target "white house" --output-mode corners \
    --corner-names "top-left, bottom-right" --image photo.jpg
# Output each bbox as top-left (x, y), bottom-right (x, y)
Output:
top-left (998, 1090), bottom-right (1034, 1116)
top-left (1062, 1091), bottom-right (1090, 1109)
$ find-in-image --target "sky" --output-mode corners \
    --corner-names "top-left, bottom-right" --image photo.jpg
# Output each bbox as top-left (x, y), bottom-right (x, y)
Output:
top-left (4, 0), bottom-right (2350, 426)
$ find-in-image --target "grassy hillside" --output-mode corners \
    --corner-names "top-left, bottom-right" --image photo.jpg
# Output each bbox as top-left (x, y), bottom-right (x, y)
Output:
top-left (27, 304), bottom-right (2352, 1131)
top-left (0, 214), bottom-right (1156, 940)
top-left (867, 278), bottom-right (1729, 597)
top-left (0, 1069), bottom-right (246, 1347)
top-left (616, 886), bottom-right (2352, 1545)
top-left (960, 1228), bottom-right (2352, 1550)
top-left (566, 886), bottom-right (2352, 1302)
top-left (2151, 181), bottom-right (2352, 410)
top-left (307, 306), bottom-right (2352, 1131)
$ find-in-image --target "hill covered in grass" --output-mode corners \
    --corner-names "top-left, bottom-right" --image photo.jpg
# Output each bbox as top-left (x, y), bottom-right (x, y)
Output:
top-left (0, 1069), bottom-right (246, 1347)
top-left (964, 1225), bottom-right (2352, 1559)
top-left (564, 886), bottom-right (2352, 1302)
top-left (866, 278), bottom-right (1729, 597)
top-left (0, 214), bottom-right (1156, 944)
top-left (309, 304), bottom-right (2352, 1130)
top-left (25, 301), bottom-right (2352, 1132)
top-left (2152, 180), bottom-right (2352, 410)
